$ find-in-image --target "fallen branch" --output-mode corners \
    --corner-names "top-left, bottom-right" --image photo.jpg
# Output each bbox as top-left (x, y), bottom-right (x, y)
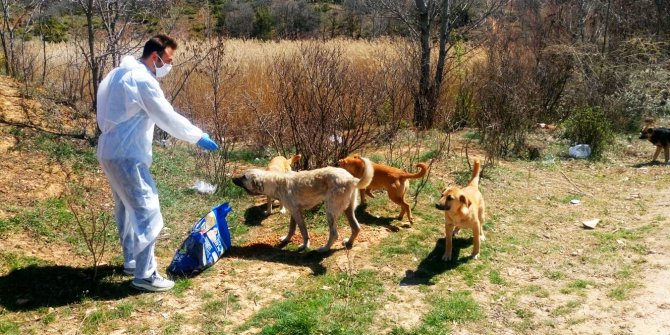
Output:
top-left (0, 119), bottom-right (88, 140)
top-left (559, 170), bottom-right (594, 197)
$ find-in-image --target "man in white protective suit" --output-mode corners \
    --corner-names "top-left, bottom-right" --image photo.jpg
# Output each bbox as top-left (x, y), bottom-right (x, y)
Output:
top-left (97, 35), bottom-right (219, 292)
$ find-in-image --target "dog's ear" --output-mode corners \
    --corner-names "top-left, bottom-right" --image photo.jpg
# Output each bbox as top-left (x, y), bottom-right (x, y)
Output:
top-left (459, 195), bottom-right (471, 207)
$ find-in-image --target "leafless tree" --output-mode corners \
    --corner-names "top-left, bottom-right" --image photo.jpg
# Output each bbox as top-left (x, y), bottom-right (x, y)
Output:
top-left (0, 0), bottom-right (43, 77)
top-left (367, 0), bottom-right (506, 129)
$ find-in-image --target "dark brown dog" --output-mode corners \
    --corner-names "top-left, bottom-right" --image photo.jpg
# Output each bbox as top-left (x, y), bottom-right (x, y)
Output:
top-left (639, 126), bottom-right (670, 164)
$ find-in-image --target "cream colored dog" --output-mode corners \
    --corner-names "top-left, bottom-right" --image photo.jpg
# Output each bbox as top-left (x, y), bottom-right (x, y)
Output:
top-left (265, 154), bottom-right (301, 215)
top-left (232, 157), bottom-right (373, 252)
top-left (435, 159), bottom-right (486, 261)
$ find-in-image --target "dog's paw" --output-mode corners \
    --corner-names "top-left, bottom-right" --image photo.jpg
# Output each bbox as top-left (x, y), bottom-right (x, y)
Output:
top-left (480, 234), bottom-right (486, 241)
top-left (279, 207), bottom-right (287, 214)
top-left (343, 238), bottom-right (354, 249)
top-left (317, 246), bottom-right (330, 253)
top-left (470, 253), bottom-right (480, 260)
top-left (442, 253), bottom-right (452, 261)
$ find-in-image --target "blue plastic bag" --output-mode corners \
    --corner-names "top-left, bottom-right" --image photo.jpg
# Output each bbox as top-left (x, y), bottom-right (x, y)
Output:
top-left (167, 203), bottom-right (232, 276)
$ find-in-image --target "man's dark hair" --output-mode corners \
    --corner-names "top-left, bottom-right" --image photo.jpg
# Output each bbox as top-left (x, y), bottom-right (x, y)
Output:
top-left (141, 34), bottom-right (178, 58)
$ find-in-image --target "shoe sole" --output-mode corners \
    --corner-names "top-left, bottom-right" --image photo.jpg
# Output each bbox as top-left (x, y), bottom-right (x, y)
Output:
top-left (123, 268), bottom-right (134, 276)
top-left (131, 282), bottom-right (174, 292)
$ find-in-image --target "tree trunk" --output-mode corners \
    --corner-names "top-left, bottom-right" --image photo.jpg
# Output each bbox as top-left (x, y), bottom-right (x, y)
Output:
top-left (84, 0), bottom-right (100, 139)
top-left (1, 0), bottom-right (13, 76)
top-left (413, 0), bottom-right (432, 129)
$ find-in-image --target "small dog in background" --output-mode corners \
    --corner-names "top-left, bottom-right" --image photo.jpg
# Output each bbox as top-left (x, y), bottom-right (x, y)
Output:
top-left (265, 154), bottom-right (301, 215)
top-left (338, 155), bottom-right (428, 225)
top-left (435, 159), bottom-right (486, 261)
top-left (639, 125), bottom-right (670, 164)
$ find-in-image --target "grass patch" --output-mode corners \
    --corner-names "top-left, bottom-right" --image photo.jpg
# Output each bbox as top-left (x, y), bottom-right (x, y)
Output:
top-left (0, 198), bottom-right (73, 237)
top-left (238, 270), bottom-right (383, 335)
top-left (0, 252), bottom-right (48, 272)
top-left (594, 225), bottom-right (654, 253)
top-left (392, 290), bottom-right (483, 335)
top-left (550, 300), bottom-right (582, 317)
top-left (32, 133), bottom-right (97, 171)
top-left (173, 278), bottom-right (192, 296)
top-left (608, 282), bottom-right (639, 301)
top-left (227, 148), bottom-right (267, 165)
top-left (489, 269), bottom-right (505, 285)
top-left (546, 270), bottom-right (565, 280)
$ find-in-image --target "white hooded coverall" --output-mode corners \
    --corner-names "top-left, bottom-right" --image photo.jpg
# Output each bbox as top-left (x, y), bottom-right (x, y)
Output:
top-left (97, 56), bottom-right (204, 279)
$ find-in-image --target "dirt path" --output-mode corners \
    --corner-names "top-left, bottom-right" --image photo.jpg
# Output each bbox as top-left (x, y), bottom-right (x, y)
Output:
top-left (627, 187), bottom-right (670, 334)
top-left (570, 184), bottom-right (670, 334)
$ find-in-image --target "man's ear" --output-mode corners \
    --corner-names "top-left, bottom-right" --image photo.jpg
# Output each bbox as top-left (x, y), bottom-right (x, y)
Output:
top-left (459, 194), bottom-right (471, 207)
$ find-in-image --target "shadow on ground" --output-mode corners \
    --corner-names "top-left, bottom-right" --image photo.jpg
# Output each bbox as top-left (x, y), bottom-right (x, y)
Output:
top-left (355, 204), bottom-right (401, 232)
top-left (632, 160), bottom-right (666, 168)
top-left (227, 243), bottom-right (332, 275)
top-left (0, 265), bottom-right (140, 312)
top-left (400, 237), bottom-right (473, 286)
top-left (243, 203), bottom-right (272, 226)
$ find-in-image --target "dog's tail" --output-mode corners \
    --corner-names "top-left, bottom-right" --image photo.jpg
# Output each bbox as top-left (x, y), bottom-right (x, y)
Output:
top-left (467, 159), bottom-right (482, 188)
top-left (400, 163), bottom-right (429, 179)
top-left (356, 156), bottom-right (374, 189)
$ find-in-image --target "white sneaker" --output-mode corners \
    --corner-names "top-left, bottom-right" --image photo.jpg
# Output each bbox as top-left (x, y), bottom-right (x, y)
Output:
top-left (131, 272), bottom-right (175, 292)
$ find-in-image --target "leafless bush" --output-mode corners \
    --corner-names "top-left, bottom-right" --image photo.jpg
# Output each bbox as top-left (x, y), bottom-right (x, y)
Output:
top-left (469, 21), bottom-right (573, 162)
top-left (262, 42), bottom-right (389, 169)
top-left (173, 38), bottom-right (240, 194)
top-left (64, 180), bottom-right (112, 281)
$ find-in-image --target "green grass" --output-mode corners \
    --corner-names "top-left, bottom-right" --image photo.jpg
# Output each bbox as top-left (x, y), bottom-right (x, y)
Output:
top-left (391, 290), bottom-right (483, 335)
top-left (0, 252), bottom-right (49, 271)
top-left (0, 319), bottom-right (20, 335)
top-left (227, 148), bottom-right (268, 165)
top-left (550, 300), bottom-right (583, 317)
top-left (594, 224), bottom-right (654, 253)
top-left (489, 269), bottom-right (505, 285)
top-left (173, 278), bottom-right (192, 296)
top-left (608, 282), bottom-right (639, 301)
top-left (560, 279), bottom-right (595, 295)
top-left (32, 133), bottom-right (97, 171)
top-left (238, 270), bottom-right (384, 335)
top-left (0, 198), bottom-right (73, 237)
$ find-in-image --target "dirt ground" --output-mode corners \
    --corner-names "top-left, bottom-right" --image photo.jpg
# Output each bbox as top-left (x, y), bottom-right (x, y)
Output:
top-left (1, 74), bottom-right (670, 334)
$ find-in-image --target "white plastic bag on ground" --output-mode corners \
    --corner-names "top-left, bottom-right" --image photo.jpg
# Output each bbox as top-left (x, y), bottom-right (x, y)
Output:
top-left (568, 144), bottom-right (591, 159)
top-left (192, 180), bottom-right (217, 194)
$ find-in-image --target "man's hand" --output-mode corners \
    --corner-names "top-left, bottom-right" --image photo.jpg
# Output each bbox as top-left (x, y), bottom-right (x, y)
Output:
top-left (197, 134), bottom-right (219, 151)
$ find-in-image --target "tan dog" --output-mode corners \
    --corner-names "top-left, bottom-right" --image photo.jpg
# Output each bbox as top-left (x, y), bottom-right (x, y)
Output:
top-left (435, 159), bottom-right (486, 261)
top-left (338, 155), bottom-right (428, 225)
top-left (265, 154), bottom-right (302, 215)
top-left (232, 157), bottom-right (373, 252)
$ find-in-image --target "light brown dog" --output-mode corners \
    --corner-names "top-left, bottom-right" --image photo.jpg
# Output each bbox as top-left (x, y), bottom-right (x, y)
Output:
top-left (435, 159), bottom-right (486, 261)
top-left (265, 154), bottom-right (301, 215)
top-left (338, 155), bottom-right (428, 225)
top-left (232, 157), bottom-right (373, 252)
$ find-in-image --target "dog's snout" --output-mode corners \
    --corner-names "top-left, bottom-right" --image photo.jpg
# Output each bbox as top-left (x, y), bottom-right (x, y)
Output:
top-left (232, 176), bottom-right (243, 187)
top-left (435, 203), bottom-right (448, 211)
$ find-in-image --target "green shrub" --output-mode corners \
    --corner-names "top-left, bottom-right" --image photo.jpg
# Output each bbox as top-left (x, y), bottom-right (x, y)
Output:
top-left (563, 107), bottom-right (613, 159)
